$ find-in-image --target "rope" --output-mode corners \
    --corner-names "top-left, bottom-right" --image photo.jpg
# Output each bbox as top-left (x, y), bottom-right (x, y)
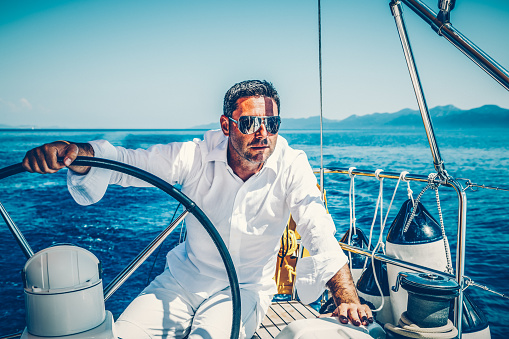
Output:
top-left (364, 169), bottom-right (384, 271)
top-left (279, 224), bottom-right (289, 267)
top-left (400, 171), bottom-right (415, 205)
top-left (367, 171), bottom-right (407, 312)
top-left (276, 224), bottom-right (298, 288)
top-left (278, 219), bottom-right (298, 267)
top-left (280, 228), bottom-right (298, 258)
top-left (385, 312), bottom-right (458, 338)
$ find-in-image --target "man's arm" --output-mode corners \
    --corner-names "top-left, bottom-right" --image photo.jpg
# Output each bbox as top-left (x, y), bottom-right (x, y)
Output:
top-left (326, 263), bottom-right (373, 326)
top-left (22, 141), bottom-right (94, 174)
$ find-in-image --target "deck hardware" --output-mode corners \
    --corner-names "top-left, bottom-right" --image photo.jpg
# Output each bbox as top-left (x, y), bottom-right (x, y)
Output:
top-left (437, 0), bottom-right (455, 24)
top-left (463, 276), bottom-right (509, 300)
top-left (391, 272), bottom-right (407, 292)
top-left (457, 178), bottom-right (509, 193)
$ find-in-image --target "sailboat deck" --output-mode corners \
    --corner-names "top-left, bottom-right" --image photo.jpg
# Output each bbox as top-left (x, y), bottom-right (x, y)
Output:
top-left (253, 301), bottom-right (320, 339)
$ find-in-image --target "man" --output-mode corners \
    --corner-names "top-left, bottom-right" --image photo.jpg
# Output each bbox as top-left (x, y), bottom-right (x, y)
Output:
top-left (23, 80), bottom-right (372, 338)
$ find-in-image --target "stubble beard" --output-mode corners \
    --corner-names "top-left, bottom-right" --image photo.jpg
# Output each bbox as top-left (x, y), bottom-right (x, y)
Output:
top-left (232, 137), bottom-right (275, 166)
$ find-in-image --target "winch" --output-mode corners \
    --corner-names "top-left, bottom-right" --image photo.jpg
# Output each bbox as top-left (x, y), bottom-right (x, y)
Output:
top-left (385, 272), bottom-right (459, 338)
top-left (20, 244), bottom-right (115, 338)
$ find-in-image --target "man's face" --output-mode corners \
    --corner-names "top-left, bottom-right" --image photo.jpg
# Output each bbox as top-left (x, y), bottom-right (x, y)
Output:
top-left (221, 96), bottom-right (279, 167)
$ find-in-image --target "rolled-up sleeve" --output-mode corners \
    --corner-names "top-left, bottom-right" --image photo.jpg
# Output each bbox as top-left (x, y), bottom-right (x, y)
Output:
top-left (67, 140), bottom-right (118, 205)
top-left (286, 153), bottom-right (348, 304)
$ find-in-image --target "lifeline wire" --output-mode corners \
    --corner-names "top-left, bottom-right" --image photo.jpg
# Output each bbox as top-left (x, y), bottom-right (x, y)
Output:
top-left (461, 179), bottom-right (509, 192)
top-left (463, 276), bottom-right (509, 300)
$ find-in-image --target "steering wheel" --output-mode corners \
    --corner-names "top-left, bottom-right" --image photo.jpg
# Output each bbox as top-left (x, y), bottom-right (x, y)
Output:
top-left (0, 156), bottom-right (241, 339)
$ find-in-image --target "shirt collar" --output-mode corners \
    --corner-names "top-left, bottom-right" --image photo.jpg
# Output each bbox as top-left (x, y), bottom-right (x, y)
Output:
top-left (204, 133), bottom-right (229, 163)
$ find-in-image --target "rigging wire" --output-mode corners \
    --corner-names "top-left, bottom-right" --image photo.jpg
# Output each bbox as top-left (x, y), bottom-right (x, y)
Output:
top-left (318, 0), bottom-right (325, 200)
top-left (146, 203), bottom-right (182, 285)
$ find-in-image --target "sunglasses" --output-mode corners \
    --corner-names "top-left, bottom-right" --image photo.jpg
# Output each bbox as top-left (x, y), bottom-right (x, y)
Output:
top-left (228, 116), bottom-right (281, 135)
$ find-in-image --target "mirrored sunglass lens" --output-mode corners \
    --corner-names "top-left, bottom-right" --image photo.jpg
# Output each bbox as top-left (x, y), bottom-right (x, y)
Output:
top-left (239, 116), bottom-right (254, 134)
top-left (238, 116), bottom-right (280, 134)
top-left (250, 118), bottom-right (261, 134)
top-left (265, 117), bottom-right (280, 134)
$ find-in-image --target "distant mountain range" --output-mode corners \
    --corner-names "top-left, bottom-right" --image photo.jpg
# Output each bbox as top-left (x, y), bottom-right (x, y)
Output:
top-left (2, 105), bottom-right (508, 130)
top-left (194, 105), bottom-right (509, 130)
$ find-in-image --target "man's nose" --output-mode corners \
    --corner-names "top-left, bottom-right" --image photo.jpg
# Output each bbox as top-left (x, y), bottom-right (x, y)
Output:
top-left (254, 122), bottom-right (268, 138)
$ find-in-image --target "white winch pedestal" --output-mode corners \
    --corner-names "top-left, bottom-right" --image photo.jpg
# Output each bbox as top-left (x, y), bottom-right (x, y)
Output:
top-left (20, 245), bottom-right (116, 338)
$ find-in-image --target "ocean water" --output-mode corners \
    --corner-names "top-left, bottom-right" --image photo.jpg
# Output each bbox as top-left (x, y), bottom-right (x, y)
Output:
top-left (0, 128), bottom-right (508, 338)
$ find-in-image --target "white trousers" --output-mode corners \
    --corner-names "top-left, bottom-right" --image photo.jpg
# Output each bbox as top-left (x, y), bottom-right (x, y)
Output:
top-left (115, 269), bottom-right (270, 339)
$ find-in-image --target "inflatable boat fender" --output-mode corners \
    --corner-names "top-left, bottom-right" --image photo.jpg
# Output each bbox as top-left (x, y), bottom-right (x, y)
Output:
top-left (385, 200), bottom-right (449, 324)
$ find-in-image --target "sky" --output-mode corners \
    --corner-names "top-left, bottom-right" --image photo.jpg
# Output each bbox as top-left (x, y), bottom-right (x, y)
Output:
top-left (0, 0), bottom-right (508, 129)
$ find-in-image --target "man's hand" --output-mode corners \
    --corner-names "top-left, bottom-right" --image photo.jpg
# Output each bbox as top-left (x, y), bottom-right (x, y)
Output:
top-left (331, 302), bottom-right (373, 326)
top-left (22, 141), bottom-right (94, 174)
top-left (326, 263), bottom-right (373, 326)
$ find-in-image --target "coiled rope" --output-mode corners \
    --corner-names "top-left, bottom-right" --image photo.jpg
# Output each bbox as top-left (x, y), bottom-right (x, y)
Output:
top-left (385, 312), bottom-right (458, 338)
top-left (276, 221), bottom-right (298, 288)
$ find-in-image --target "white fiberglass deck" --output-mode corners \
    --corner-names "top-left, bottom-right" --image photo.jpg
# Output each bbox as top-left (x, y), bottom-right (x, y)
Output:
top-left (253, 301), bottom-right (319, 339)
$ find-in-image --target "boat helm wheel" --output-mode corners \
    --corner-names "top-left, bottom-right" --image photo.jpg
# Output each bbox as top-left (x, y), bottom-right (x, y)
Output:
top-left (0, 156), bottom-right (241, 339)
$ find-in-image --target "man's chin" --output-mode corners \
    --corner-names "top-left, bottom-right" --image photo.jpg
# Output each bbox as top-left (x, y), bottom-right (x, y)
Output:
top-left (247, 150), bottom-right (273, 163)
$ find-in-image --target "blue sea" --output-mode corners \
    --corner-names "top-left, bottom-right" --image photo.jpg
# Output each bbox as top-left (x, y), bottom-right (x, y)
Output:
top-left (0, 128), bottom-right (508, 338)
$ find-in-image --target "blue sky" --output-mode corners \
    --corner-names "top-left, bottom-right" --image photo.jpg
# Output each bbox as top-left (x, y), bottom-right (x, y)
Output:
top-left (1, 0), bottom-right (508, 129)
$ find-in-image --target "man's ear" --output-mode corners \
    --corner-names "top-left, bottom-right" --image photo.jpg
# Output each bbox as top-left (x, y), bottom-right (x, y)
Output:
top-left (220, 115), bottom-right (229, 136)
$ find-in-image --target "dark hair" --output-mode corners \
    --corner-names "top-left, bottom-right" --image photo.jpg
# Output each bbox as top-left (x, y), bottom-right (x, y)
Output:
top-left (223, 80), bottom-right (280, 118)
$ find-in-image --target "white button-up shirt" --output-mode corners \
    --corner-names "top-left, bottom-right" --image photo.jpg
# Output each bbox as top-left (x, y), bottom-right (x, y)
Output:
top-left (67, 130), bottom-right (347, 304)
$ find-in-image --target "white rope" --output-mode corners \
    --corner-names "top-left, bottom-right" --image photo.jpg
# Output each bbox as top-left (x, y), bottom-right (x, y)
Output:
top-left (364, 169), bottom-right (384, 271)
top-left (368, 171), bottom-right (407, 312)
top-left (400, 171), bottom-right (415, 205)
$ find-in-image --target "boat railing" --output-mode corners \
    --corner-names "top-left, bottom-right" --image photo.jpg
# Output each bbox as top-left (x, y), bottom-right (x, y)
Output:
top-left (379, 0), bottom-right (509, 331)
top-left (314, 166), bottom-right (467, 332)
